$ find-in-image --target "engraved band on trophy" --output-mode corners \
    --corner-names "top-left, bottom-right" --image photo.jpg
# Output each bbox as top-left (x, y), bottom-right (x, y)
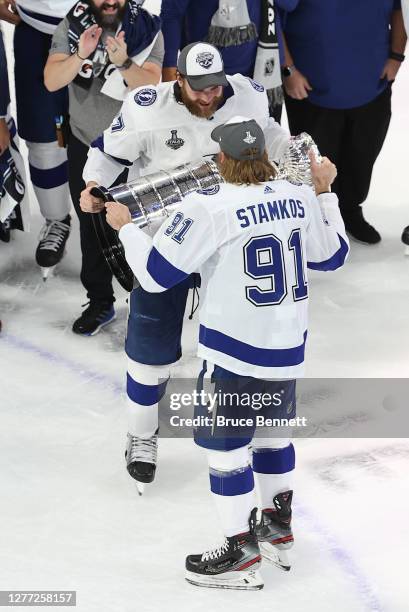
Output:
top-left (91, 159), bottom-right (223, 291)
top-left (91, 133), bottom-right (321, 291)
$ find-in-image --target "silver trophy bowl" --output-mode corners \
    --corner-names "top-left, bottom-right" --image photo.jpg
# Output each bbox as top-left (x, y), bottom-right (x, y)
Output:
top-left (91, 133), bottom-right (320, 291)
top-left (91, 159), bottom-right (223, 290)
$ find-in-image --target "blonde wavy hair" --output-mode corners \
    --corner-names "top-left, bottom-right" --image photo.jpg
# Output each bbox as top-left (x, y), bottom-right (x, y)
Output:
top-left (218, 149), bottom-right (277, 186)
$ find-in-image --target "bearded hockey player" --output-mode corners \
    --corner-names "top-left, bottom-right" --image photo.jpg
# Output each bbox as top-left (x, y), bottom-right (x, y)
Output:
top-left (80, 42), bottom-right (290, 492)
top-left (103, 116), bottom-right (349, 590)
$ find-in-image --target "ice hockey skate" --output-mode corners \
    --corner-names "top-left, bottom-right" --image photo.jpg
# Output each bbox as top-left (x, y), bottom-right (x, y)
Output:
top-left (125, 432), bottom-right (158, 496)
top-left (35, 215), bottom-right (71, 281)
top-left (256, 490), bottom-right (294, 571)
top-left (185, 508), bottom-right (264, 591)
top-left (402, 225), bottom-right (409, 255)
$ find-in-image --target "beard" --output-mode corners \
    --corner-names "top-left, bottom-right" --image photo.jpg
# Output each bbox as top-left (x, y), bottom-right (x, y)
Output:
top-left (180, 84), bottom-right (224, 119)
top-left (89, 0), bottom-right (127, 28)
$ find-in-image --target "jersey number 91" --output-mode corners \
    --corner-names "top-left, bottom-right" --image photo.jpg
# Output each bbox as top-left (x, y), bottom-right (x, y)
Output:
top-left (243, 230), bottom-right (308, 307)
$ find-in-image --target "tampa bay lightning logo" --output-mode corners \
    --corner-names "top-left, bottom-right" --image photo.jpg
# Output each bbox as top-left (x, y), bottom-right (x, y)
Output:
top-left (134, 88), bottom-right (157, 106)
top-left (248, 78), bottom-right (265, 92)
top-left (165, 130), bottom-right (185, 150)
top-left (196, 185), bottom-right (220, 196)
top-left (196, 51), bottom-right (214, 69)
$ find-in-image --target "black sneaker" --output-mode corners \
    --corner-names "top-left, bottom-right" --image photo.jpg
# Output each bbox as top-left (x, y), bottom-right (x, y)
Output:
top-left (72, 301), bottom-right (115, 336)
top-left (185, 508), bottom-right (263, 590)
top-left (36, 215), bottom-right (71, 269)
top-left (343, 210), bottom-right (381, 245)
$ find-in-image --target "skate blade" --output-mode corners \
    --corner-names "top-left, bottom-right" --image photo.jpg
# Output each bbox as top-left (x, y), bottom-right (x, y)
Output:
top-left (135, 481), bottom-right (145, 496)
top-left (185, 569), bottom-right (264, 591)
top-left (404, 245), bottom-right (409, 257)
top-left (40, 265), bottom-right (56, 282)
top-left (259, 542), bottom-right (291, 572)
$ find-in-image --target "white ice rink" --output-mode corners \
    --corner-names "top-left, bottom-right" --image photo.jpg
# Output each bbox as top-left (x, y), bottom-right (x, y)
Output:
top-left (1, 3), bottom-right (409, 610)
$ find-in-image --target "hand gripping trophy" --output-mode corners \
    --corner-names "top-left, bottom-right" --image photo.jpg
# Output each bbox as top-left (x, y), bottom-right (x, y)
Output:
top-left (90, 133), bottom-right (321, 290)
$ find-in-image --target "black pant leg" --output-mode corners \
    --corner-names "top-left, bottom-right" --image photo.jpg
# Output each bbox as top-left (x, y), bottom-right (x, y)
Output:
top-left (336, 85), bottom-right (392, 216)
top-left (67, 133), bottom-right (115, 305)
top-left (284, 93), bottom-right (346, 195)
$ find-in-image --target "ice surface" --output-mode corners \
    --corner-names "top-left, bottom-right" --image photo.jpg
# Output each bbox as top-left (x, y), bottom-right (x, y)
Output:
top-left (1, 3), bottom-right (408, 610)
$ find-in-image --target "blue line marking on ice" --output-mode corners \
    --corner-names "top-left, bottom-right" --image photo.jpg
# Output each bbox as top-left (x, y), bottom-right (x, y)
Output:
top-left (2, 333), bottom-right (124, 395)
top-left (296, 501), bottom-right (385, 612)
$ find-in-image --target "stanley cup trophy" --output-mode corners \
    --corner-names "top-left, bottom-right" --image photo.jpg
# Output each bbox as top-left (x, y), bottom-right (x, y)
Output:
top-left (91, 133), bottom-right (321, 291)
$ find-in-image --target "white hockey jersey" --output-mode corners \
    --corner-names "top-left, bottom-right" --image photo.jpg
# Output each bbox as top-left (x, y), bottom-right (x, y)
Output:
top-left (83, 74), bottom-right (290, 186)
top-left (118, 179), bottom-right (350, 379)
top-left (16, 1), bottom-right (76, 34)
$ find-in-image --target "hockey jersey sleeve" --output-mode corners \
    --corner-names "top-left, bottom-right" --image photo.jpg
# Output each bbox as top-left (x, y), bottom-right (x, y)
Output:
top-left (305, 191), bottom-right (350, 271)
top-left (118, 193), bottom-right (218, 292)
top-left (82, 92), bottom-right (145, 187)
top-left (245, 77), bottom-right (290, 163)
top-left (264, 117), bottom-right (291, 163)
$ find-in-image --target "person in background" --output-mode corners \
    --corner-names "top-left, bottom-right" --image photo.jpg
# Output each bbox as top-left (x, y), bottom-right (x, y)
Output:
top-left (5, 0), bottom-right (76, 276)
top-left (44, 0), bottom-right (163, 335)
top-left (0, 20), bottom-right (29, 244)
top-left (160, 0), bottom-right (295, 123)
top-left (279, 0), bottom-right (407, 245)
top-left (0, 24), bottom-right (11, 158)
top-left (400, 0), bottom-right (409, 250)
top-left (0, 23), bottom-right (12, 246)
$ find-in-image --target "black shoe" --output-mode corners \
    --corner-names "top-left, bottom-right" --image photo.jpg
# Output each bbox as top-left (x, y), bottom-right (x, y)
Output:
top-left (72, 301), bottom-right (115, 336)
top-left (36, 214), bottom-right (71, 268)
top-left (0, 219), bottom-right (11, 243)
top-left (343, 210), bottom-right (381, 245)
top-left (185, 508), bottom-right (263, 590)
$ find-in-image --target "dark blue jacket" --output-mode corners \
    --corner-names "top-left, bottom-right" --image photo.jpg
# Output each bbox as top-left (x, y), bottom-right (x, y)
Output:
top-left (0, 30), bottom-right (11, 117)
top-left (280, 0), bottom-right (402, 109)
top-left (161, 0), bottom-right (294, 76)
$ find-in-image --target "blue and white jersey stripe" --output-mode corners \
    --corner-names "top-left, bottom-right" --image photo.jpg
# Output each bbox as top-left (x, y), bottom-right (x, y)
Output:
top-left (119, 182), bottom-right (349, 379)
top-left (16, 1), bottom-right (76, 34)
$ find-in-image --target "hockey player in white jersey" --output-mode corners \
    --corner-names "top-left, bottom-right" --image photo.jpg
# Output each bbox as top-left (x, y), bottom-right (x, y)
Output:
top-left (80, 42), bottom-right (290, 490)
top-left (104, 117), bottom-right (349, 590)
top-left (9, 0), bottom-right (78, 278)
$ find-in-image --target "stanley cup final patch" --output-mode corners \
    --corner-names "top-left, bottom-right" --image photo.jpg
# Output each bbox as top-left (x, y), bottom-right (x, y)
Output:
top-left (243, 131), bottom-right (257, 144)
top-left (165, 130), bottom-right (185, 150)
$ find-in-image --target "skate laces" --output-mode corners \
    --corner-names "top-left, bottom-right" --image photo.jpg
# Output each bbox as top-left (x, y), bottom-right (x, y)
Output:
top-left (201, 538), bottom-right (229, 561)
top-left (127, 433), bottom-right (158, 464)
top-left (38, 219), bottom-right (70, 252)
